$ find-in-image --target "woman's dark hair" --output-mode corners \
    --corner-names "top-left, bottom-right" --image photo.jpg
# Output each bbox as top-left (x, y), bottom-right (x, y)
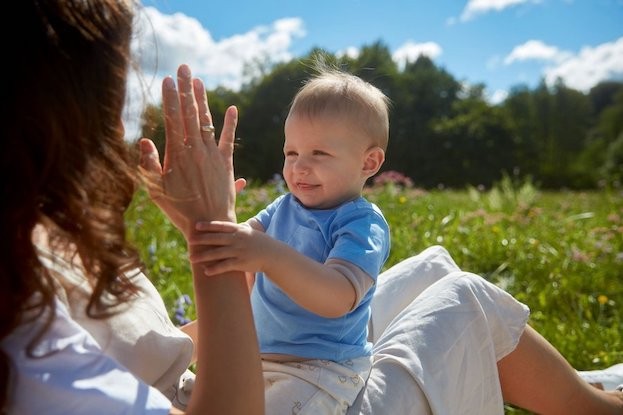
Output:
top-left (1, 0), bottom-right (142, 409)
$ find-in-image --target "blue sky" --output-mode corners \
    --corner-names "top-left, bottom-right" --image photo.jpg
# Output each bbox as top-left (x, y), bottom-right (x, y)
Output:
top-left (125, 0), bottom-right (623, 138)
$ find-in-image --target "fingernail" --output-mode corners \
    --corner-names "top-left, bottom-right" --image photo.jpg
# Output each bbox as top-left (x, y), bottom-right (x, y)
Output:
top-left (179, 64), bottom-right (191, 78)
top-left (163, 76), bottom-right (175, 90)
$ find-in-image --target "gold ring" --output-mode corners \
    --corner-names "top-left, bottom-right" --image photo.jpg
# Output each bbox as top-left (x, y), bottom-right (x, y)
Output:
top-left (200, 124), bottom-right (215, 133)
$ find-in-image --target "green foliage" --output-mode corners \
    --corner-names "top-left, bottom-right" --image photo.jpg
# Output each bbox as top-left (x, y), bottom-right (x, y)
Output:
top-left (431, 98), bottom-right (518, 187)
top-left (602, 133), bottom-right (623, 186)
top-left (597, 90), bottom-right (623, 187)
top-left (125, 190), bottom-right (194, 307)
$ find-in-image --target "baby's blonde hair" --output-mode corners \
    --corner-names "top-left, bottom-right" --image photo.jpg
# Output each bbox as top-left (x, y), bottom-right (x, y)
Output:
top-left (287, 64), bottom-right (390, 151)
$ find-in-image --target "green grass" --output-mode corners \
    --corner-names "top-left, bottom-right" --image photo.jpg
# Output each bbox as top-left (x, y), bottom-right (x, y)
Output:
top-left (125, 180), bottom-right (623, 414)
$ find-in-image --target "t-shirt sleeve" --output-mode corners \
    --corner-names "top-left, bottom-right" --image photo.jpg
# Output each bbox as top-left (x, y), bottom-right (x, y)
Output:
top-left (253, 194), bottom-right (286, 230)
top-left (2, 300), bottom-right (171, 415)
top-left (328, 206), bottom-right (390, 281)
top-left (327, 258), bottom-right (375, 310)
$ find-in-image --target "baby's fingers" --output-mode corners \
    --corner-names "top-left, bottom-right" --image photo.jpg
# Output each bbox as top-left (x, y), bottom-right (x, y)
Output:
top-left (188, 245), bottom-right (232, 263)
top-left (188, 231), bottom-right (235, 247)
top-left (201, 258), bottom-right (239, 276)
top-left (195, 220), bottom-right (238, 232)
top-left (187, 253), bottom-right (239, 275)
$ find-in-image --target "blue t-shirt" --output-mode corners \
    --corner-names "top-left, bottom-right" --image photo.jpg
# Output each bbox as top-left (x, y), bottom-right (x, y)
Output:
top-left (252, 193), bottom-right (390, 361)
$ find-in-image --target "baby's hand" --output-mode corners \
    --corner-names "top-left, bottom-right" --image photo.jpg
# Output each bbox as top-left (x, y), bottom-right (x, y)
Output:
top-left (188, 221), bottom-right (270, 276)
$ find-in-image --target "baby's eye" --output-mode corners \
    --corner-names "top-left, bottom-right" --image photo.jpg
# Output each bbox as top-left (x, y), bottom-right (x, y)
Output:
top-left (312, 150), bottom-right (329, 156)
top-left (285, 150), bottom-right (298, 157)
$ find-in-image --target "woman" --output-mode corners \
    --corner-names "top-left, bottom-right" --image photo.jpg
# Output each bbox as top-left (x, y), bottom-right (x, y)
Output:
top-left (1, 1), bottom-right (262, 414)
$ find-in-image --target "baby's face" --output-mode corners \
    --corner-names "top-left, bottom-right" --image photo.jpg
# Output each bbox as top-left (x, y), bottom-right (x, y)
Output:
top-left (282, 114), bottom-right (372, 209)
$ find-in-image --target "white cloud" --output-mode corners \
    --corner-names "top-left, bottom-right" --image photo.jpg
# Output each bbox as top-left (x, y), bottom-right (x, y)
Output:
top-left (488, 89), bottom-right (509, 104)
top-left (392, 41), bottom-right (443, 69)
top-left (336, 46), bottom-right (360, 60)
top-left (503, 40), bottom-right (570, 64)
top-left (544, 37), bottom-right (623, 92)
top-left (502, 37), bottom-right (623, 93)
top-left (460, 0), bottom-right (541, 22)
top-left (123, 7), bottom-right (305, 140)
top-left (134, 7), bottom-right (305, 90)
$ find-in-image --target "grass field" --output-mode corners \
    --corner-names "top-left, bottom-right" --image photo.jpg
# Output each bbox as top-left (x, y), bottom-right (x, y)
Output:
top-left (125, 178), bottom-right (622, 414)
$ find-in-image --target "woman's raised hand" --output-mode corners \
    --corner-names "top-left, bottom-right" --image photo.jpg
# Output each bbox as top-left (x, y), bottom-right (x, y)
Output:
top-left (139, 64), bottom-right (243, 238)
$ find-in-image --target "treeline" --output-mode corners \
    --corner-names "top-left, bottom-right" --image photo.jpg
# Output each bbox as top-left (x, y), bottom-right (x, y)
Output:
top-left (141, 42), bottom-right (623, 189)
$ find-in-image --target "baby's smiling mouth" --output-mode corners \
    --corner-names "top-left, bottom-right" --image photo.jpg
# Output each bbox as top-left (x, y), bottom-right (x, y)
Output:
top-left (296, 182), bottom-right (319, 190)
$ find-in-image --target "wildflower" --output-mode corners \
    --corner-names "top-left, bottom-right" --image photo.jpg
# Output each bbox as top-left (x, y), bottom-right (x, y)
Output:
top-left (173, 294), bottom-right (193, 326)
top-left (372, 170), bottom-right (414, 188)
top-left (571, 248), bottom-right (590, 263)
top-left (597, 295), bottom-right (609, 305)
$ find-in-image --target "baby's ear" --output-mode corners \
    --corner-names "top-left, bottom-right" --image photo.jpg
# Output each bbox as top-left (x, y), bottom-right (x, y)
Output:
top-left (362, 147), bottom-right (385, 177)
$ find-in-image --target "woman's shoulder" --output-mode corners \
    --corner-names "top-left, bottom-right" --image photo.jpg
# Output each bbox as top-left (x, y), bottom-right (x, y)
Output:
top-left (35, 244), bottom-right (193, 391)
top-left (2, 298), bottom-right (171, 414)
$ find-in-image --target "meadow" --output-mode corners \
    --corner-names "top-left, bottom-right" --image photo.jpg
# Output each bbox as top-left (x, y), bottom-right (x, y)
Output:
top-left (125, 177), bottom-right (622, 414)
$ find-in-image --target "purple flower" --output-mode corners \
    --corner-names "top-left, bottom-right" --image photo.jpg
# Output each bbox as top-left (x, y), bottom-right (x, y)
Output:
top-left (173, 294), bottom-right (193, 326)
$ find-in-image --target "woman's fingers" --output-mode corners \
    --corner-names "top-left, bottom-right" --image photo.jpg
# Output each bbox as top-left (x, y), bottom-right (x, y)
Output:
top-left (151, 64), bottom-right (239, 233)
top-left (177, 64), bottom-right (202, 149)
top-left (138, 138), bottom-right (164, 197)
top-left (138, 138), bottom-right (162, 174)
top-left (161, 76), bottom-right (186, 168)
top-left (193, 77), bottom-right (217, 145)
top-left (218, 106), bottom-right (238, 160)
top-left (234, 178), bottom-right (247, 194)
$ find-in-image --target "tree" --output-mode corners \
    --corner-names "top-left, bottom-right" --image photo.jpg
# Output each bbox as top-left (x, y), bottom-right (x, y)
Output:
top-left (506, 79), bottom-right (593, 188)
top-left (390, 55), bottom-right (461, 187)
top-left (503, 86), bottom-right (541, 180)
top-left (594, 88), bottom-right (623, 185)
top-left (588, 81), bottom-right (623, 116)
top-left (431, 93), bottom-right (518, 187)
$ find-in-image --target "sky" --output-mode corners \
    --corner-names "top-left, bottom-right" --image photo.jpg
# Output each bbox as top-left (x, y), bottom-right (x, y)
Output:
top-left (125, 0), bottom-right (623, 139)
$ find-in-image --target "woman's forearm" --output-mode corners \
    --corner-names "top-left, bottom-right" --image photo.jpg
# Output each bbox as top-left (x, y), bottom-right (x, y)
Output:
top-left (185, 266), bottom-right (264, 415)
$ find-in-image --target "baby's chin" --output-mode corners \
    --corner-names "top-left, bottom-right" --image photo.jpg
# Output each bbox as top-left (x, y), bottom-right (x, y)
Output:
top-left (295, 194), bottom-right (356, 210)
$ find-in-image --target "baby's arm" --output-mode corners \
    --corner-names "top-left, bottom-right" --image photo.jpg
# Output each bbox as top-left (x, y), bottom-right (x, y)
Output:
top-left (243, 218), bottom-right (264, 292)
top-left (188, 220), bottom-right (358, 317)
